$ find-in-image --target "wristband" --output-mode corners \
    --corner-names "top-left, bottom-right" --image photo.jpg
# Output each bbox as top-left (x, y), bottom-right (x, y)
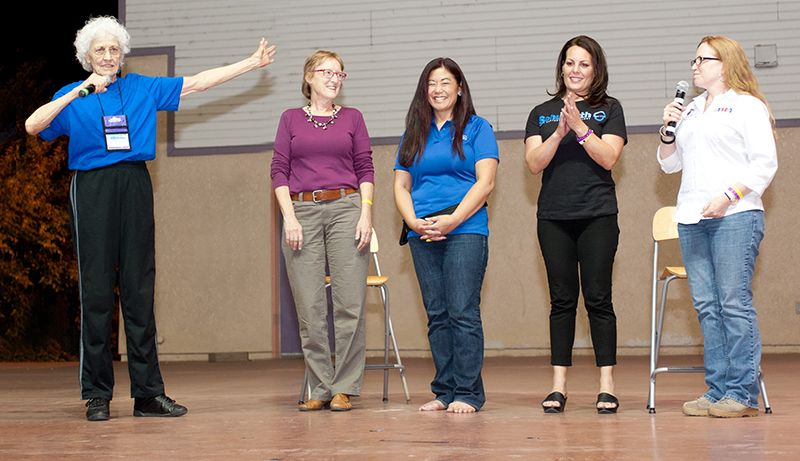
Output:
top-left (659, 125), bottom-right (676, 144)
top-left (576, 129), bottom-right (593, 145)
top-left (659, 125), bottom-right (674, 138)
top-left (362, 199), bottom-right (373, 205)
top-left (725, 188), bottom-right (739, 205)
top-left (730, 186), bottom-right (743, 200)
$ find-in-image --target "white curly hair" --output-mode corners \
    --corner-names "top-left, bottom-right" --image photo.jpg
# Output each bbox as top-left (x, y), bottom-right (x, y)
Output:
top-left (74, 16), bottom-right (131, 72)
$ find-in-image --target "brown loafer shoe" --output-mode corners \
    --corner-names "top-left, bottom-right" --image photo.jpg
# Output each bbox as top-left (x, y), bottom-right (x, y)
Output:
top-left (298, 399), bottom-right (330, 411)
top-left (330, 393), bottom-right (352, 411)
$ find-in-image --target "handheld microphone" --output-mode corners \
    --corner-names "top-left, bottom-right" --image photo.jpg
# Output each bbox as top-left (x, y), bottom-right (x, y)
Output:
top-left (78, 75), bottom-right (113, 98)
top-left (665, 81), bottom-right (690, 136)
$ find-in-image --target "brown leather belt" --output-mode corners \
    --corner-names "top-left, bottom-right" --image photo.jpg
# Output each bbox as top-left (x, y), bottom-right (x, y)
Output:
top-left (291, 188), bottom-right (357, 202)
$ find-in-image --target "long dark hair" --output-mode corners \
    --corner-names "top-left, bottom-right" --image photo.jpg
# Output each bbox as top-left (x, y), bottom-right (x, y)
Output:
top-left (548, 35), bottom-right (611, 107)
top-left (398, 58), bottom-right (476, 167)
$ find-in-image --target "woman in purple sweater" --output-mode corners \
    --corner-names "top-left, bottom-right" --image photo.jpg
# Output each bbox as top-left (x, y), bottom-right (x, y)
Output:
top-left (270, 51), bottom-right (374, 412)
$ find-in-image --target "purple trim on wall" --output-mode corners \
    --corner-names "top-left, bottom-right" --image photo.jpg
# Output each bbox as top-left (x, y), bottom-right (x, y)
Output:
top-left (506, 121), bottom-right (800, 139)
top-left (776, 118), bottom-right (800, 128)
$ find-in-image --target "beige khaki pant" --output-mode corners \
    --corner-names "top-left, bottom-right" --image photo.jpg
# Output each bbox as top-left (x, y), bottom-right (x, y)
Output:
top-left (282, 192), bottom-right (369, 400)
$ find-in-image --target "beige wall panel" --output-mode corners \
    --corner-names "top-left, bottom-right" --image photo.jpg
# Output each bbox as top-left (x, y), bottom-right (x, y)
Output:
top-left (119, 54), bottom-right (274, 361)
top-left (369, 130), bottom-right (800, 358)
top-left (118, 53), bottom-right (800, 359)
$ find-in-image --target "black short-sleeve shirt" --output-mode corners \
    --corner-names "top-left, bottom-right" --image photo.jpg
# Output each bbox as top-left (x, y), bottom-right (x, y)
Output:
top-left (525, 98), bottom-right (627, 220)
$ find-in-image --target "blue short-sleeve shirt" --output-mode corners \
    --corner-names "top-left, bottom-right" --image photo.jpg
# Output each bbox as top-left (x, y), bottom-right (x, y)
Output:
top-left (394, 115), bottom-right (499, 237)
top-left (40, 73), bottom-right (183, 171)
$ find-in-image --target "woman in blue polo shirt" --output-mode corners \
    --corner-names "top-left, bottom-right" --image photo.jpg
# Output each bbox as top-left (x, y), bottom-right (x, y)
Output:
top-left (25, 16), bottom-right (276, 422)
top-left (394, 58), bottom-right (498, 413)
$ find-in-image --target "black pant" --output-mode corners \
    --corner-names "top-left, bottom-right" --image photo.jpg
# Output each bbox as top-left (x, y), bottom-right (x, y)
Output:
top-left (537, 215), bottom-right (619, 367)
top-left (69, 162), bottom-right (164, 400)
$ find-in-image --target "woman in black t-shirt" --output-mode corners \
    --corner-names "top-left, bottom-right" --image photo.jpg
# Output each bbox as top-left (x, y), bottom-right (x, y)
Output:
top-left (524, 35), bottom-right (627, 414)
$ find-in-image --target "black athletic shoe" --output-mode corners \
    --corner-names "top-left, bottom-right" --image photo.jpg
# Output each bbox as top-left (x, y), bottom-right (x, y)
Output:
top-left (85, 398), bottom-right (110, 421)
top-left (133, 394), bottom-right (187, 417)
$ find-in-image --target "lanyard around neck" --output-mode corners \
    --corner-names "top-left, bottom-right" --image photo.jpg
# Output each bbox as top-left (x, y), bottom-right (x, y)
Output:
top-left (96, 79), bottom-right (125, 116)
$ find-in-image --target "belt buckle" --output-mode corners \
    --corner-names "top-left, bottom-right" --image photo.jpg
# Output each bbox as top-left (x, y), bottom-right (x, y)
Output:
top-left (312, 189), bottom-right (324, 203)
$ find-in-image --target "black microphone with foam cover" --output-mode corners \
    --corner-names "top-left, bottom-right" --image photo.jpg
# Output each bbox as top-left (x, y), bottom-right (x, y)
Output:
top-left (665, 80), bottom-right (690, 136)
top-left (78, 75), bottom-right (113, 98)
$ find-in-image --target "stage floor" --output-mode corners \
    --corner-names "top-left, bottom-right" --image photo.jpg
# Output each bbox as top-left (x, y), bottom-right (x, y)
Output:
top-left (2, 354), bottom-right (798, 460)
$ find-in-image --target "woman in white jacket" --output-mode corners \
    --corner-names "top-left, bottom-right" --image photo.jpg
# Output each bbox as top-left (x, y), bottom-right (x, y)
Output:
top-left (657, 36), bottom-right (777, 418)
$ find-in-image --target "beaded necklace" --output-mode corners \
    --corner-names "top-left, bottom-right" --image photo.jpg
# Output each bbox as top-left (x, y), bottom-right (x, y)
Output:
top-left (304, 102), bottom-right (339, 130)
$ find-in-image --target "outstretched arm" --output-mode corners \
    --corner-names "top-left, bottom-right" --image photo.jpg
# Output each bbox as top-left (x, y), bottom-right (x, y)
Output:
top-left (180, 38), bottom-right (276, 98)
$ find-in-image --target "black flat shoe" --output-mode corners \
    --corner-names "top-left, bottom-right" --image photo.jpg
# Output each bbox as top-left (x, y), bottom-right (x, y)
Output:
top-left (542, 392), bottom-right (567, 413)
top-left (596, 392), bottom-right (619, 414)
top-left (133, 394), bottom-right (187, 417)
top-left (85, 398), bottom-right (110, 421)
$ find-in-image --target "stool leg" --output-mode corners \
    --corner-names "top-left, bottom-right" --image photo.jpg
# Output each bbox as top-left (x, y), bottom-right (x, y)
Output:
top-left (758, 368), bottom-right (772, 414)
top-left (648, 245), bottom-right (659, 413)
top-left (299, 367), bottom-right (309, 405)
top-left (383, 285), bottom-right (411, 404)
top-left (388, 313), bottom-right (411, 404)
top-left (381, 284), bottom-right (390, 401)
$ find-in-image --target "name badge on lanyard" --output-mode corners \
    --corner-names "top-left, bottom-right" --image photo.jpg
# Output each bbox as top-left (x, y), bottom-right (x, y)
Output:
top-left (102, 115), bottom-right (132, 151)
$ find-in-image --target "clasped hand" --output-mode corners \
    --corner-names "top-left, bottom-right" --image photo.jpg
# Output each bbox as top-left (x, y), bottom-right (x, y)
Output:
top-left (556, 92), bottom-right (589, 139)
top-left (416, 215), bottom-right (458, 242)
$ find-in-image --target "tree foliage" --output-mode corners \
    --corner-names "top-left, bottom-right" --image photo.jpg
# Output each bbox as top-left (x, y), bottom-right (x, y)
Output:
top-left (0, 62), bottom-right (79, 361)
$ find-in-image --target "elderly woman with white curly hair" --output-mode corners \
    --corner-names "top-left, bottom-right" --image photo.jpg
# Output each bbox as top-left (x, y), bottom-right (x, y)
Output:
top-left (25, 16), bottom-right (277, 422)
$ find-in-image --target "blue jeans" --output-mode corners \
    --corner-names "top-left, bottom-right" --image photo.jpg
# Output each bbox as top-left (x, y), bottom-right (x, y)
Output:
top-left (678, 211), bottom-right (765, 408)
top-left (408, 234), bottom-right (488, 410)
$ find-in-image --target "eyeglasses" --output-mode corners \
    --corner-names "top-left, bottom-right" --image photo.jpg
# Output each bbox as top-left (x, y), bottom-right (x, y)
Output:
top-left (92, 46), bottom-right (121, 57)
top-left (312, 69), bottom-right (347, 80)
top-left (690, 56), bottom-right (720, 67)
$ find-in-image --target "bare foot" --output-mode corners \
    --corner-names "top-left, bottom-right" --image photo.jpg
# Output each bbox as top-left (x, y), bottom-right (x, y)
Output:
top-left (418, 399), bottom-right (447, 411)
top-left (447, 401), bottom-right (477, 413)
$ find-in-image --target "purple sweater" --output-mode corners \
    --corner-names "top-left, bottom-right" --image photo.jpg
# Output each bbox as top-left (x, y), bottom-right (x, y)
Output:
top-left (270, 106), bottom-right (374, 194)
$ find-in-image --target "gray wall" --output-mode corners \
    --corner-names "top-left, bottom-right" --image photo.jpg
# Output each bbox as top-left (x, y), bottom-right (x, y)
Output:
top-left (124, 0), bottom-right (800, 148)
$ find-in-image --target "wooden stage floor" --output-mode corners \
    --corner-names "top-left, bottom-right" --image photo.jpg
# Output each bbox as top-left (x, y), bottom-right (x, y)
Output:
top-left (2, 354), bottom-right (798, 460)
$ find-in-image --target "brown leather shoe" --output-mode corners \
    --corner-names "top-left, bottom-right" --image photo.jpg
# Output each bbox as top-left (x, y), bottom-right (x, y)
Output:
top-left (330, 394), bottom-right (352, 411)
top-left (298, 399), bottom-right (330, 411)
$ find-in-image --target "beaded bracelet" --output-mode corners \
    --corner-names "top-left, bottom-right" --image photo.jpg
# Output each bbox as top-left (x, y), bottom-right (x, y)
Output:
top-left (577, 129), bottom-right (593, 145)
